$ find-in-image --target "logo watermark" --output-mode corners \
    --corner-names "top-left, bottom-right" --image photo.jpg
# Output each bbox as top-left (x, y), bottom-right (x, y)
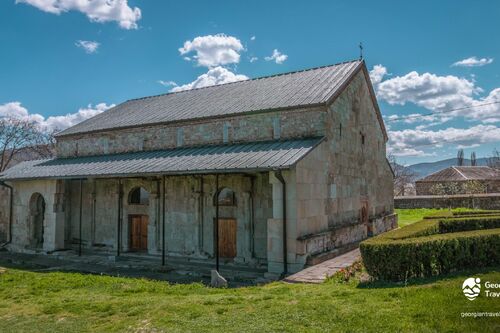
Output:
top-left (462, 277), bottom-right (500, 301)
top-left (462, 277), bottom-right (481, 301)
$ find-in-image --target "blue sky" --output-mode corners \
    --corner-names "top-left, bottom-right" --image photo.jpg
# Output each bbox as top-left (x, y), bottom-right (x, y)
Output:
top-left (1, 0), bottom-right (499, 165)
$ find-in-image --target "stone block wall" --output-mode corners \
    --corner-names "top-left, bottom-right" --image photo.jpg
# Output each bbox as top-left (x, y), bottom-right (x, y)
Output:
top-left (324, 70), bottom-right (394, 226)
top-left (8, 179), bottom-right (63, 252)
top-left (416, 180), bottom-right (500, 195)
top-left (0, 186), bottom-right (9, 243)
top-left (395, 194), bottom-right (500, 210)
top-left (56, 107), bottom-right (326, 158)
top-left (7, 173), bottom-right (272, 264)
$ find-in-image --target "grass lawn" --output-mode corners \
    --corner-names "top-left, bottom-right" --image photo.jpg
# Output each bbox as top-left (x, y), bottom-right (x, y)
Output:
top-left (1, 209), bottom-right (498, 332)
top-left (396, 208), bottom-right (445, 227)
top-left (1, 267), bottom-right (499, 332)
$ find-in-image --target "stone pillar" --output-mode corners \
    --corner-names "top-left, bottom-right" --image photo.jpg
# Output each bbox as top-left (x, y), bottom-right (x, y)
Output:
top-left (45, 180), bottom-right (66, 251)
top-left (243, 191), bottom-right (253, 261)
top-left (148, 182), bottom-right (159, 254)
top-left (90, 179), bottom-right (96, 246)
top-left (193, 190), bottom-right (203, 256)
top-left (266, 171), bottom-right (298, 275)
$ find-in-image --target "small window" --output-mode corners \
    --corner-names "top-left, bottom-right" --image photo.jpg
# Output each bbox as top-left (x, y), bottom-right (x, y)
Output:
top-left (361, 132), bottom-right (365, 145)
top-left (129, 187), bottom-right (150, 205)
top-left (214, 188), bottom-right (236, 206)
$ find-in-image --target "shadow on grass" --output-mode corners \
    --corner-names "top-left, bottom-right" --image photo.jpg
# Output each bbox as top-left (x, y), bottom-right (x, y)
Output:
top-left (356, 265), bottom-right (500, 289)
top-left (0, 250), bottom-right (259, 287)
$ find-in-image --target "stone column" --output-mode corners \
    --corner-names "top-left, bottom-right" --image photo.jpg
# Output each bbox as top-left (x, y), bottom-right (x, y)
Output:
top-left (148, 181), bottom-right (160, 254)
top-left (46, 179), bottom-right (66, 251)
top-left (193, 190), bottom-right (203, 256)
top-left (266, 171), bottom-right (298, 276)
top-left (242, 191), bottom-right (253, 262)
top-left (90, 179), bottom-right (96, 246)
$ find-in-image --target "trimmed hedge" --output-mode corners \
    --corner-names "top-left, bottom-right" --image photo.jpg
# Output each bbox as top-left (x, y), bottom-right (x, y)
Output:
top-left (439, 217), bottom-right (500, 233)
top-left (453, 210), bottom-right (500, 216)
top-left (360, 212), bottom-right (500, 281)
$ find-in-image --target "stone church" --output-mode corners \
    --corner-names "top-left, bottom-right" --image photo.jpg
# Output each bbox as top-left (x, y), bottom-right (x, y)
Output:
top-left (0, 59), bottom-right (396, 276)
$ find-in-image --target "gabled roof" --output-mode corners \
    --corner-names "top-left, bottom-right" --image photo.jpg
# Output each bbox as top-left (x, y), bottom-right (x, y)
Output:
top-left (0, 137), bottom-right (324, 180)
top-left (57, 60), bottom-right (365, 137)
top-left (416, 166), bottom-right (500, 182)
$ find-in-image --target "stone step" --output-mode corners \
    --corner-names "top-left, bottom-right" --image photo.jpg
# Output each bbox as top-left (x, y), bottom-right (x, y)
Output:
top-left (305, 241), bottom-right (360, 267)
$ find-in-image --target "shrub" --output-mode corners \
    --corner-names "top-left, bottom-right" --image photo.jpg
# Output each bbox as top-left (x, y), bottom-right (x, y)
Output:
top-left (361, 229), bottom-right (500, 281)
top-left (453, 210), bottom-right (500, 217)
top-left (360, 212), bottom-right (500, 281)
top-left (439, 217), bottom-right (500, 233)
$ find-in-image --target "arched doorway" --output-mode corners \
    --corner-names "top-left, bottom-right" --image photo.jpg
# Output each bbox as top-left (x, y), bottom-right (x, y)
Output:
top-left (29, 193), bottom-right (45, 249)
top-left (128, 187), bottom-right (149, 251)
top-left (214, 187), bottom-right (237, 259)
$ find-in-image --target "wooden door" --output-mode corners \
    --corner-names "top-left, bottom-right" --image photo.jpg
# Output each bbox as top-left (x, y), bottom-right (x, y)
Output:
top-left (129, 215), bottom-right (148, 251)
top-left (216, 218), bottom-right (237, 258)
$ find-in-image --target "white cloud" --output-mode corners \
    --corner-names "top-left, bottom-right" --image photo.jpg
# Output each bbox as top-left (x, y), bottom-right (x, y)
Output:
top-left (369, 64), bottom-right (388, 86)
top-left (388, 125), bottom-right (500, 156)
top-left (371, 65), bottom-right (500, 123)
top-left (171, 67), bottom-right (248, 92)
top-left (16, 0), bottom-right (141, 29)
top-left (250, 36), bottom-right (256, 41)
top-left (249, 56), bottom-right (258, 63)
top-left (157, 80), bottom-right (177, 88)
top-left (179, 34), bottom-right (244, 67)
top-left (452, 56), bottom-right (494, 67)
top-left (75, 40), bottom-right (100, 54)
top-left (265, 49), bottom-right (288, 64)
top-left (0, 101), bottom-right (114, 132)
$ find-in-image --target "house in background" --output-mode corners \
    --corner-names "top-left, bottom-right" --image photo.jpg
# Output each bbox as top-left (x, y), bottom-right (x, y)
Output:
top-left (415, 166), bottom-right (500, 195)
top-left (0, 59), bottom-right (396, 277)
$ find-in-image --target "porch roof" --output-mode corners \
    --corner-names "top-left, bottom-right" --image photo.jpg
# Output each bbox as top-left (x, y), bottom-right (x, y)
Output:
top-left (0, 137), bottom-right (324, 181)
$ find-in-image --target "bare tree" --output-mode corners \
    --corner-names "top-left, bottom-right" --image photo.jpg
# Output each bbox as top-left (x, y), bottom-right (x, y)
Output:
top-left (388, 154), bottom-right (417, 196)
top-left (487, 149), bottom-right (500, 170)
top-left (0, 117), bottom-right (55, 172)
top-left (457, 149), bottom-right (464, 166)
top-left (470, 151), bottom-right (476, 166)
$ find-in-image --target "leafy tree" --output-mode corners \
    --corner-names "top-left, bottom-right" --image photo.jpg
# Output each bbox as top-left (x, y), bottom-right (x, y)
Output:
top-left (488, 149), bottom-right (500, 170)
top-left (462, 180), bottom-right (486, 194)
top-left (457, 149), bottom-right (464, 166)
top-left (470, 152), bottom-right (476, 166)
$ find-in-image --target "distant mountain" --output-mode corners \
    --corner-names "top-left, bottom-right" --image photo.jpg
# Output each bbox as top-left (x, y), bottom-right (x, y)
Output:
top-left (407, 158), bottom-right (490, 179)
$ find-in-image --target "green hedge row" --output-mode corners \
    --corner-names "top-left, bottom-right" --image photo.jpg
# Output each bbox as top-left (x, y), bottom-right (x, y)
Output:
top-left (360, 212), bottom-right (500, 281)
top-left (361, 229), bottom-right (500, 281)
top-left (453, 210), bottom-right (500, 216)
top-left (439, 217), bottom-right (500, 233)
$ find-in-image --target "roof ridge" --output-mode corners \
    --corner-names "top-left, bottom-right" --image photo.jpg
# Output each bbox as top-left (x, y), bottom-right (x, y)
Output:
top-left (452, 166), bottom-right (469, 180)
top-left (127, 59), bottom-right (362, 103)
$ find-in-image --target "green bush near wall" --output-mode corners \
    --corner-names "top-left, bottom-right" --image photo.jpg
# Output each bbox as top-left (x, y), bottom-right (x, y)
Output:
top-left (360, 211), bottom-right (500, 281)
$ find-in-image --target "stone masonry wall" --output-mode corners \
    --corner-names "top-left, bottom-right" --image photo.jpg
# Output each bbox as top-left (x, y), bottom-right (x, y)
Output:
top-left (0, 186), bottom-right (9, 243)
top-left (395, 194), bottom-right (500, 210)
top-left (323, 70), bottom-right (394, 225)
top-left (56, 106), bottom-right (326, 158)
top-left (292, 70), bottom-right (393, 268)
top-left (416, 180), bottom-right (500, 195)
top-left (8, 179), bottom-right (63, 252)
top-left (61, 173), bottom-right (272, 262)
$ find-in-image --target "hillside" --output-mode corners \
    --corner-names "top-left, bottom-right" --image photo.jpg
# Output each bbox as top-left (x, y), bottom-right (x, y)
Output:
top-left (407, 158), bottom-right (489, 179)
